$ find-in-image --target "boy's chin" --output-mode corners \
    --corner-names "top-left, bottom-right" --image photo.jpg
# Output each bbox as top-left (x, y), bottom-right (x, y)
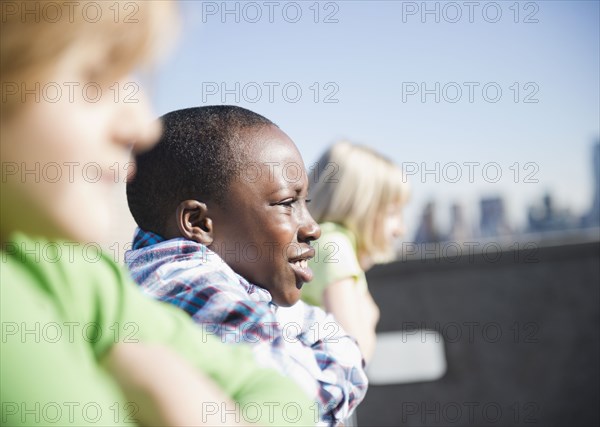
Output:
top-left (272, 291), bottom-right (301, 308)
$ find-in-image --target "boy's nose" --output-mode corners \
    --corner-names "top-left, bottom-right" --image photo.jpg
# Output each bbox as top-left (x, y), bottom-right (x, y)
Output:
top-left (299, 214), bottom-right (321, 243)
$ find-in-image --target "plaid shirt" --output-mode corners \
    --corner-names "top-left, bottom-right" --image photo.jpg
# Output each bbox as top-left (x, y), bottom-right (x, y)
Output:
top-left (125, 228), bottom-right (368, 426)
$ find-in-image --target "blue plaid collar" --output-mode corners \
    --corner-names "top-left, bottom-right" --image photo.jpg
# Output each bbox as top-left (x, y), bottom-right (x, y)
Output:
top-left (132, 227), bottom-right (166, 250)
top-left (128, 227), bottom-right (272, 303)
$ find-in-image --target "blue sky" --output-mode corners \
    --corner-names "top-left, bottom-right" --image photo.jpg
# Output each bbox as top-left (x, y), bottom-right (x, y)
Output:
top-left (148, 1), bottom-right (600, 235)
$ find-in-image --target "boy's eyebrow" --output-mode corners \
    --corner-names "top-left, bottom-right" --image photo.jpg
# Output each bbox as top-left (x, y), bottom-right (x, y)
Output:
top-left (269, 184), bottom-right (305, 196)
top-left (269, 186), bottom-right (293, 196)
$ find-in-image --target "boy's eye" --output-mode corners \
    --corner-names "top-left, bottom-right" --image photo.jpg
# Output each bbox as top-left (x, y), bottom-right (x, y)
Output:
top-left (274, 197), bottom-right (309, 209)
top-left (279, 199), bottom-right (295, 208)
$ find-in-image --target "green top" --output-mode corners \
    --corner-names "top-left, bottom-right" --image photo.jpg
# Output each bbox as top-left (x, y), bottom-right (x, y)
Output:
top-left (302, 222), bottom-right (368, 308)
top-left (1, 233), bottom-right (315, 426)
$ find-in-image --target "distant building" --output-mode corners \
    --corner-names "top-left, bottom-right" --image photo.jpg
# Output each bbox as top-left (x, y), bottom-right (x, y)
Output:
top-left (581, 141), bottom-right (600, 227)
top-left (479, 197), bottom-right (512, 238)
top-left (528, 193), bottom-right (577, 233)
top-left (447, 203), bottom-right (472, 242)
top-left (413, 201), bottom-right (442, 243)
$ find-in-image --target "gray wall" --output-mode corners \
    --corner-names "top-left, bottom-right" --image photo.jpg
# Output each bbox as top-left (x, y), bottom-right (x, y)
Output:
top-left (358, 240), bottom-right (600, 426)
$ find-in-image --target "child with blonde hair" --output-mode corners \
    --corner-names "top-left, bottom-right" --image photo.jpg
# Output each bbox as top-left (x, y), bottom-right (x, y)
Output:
top-left (1, 2), bottom-right (313, 425)
top-left (302, 141), bottom-right (410, 363)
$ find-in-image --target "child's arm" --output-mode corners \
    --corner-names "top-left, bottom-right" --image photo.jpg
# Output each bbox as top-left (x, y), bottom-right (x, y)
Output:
top-left (102, 342), bottom-right (248, 427)
top-left (322, 279), bottom-right (379, 364)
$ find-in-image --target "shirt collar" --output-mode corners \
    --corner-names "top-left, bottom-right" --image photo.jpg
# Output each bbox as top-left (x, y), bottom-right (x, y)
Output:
top-left (130, 227), bottom-right (274, 304)
top-left (132, 227), bottom-right (166, 250)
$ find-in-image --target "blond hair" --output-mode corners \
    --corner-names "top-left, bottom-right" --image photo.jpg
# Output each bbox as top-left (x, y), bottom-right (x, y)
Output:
top-left (308, 141), bottom-right (409, 262)
top-left (1, 1), bottom-right (176, 116)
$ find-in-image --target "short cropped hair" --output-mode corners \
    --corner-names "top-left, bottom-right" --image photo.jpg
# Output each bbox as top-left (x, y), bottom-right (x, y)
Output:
top-left (308, 141), bottom-right (410, 262)
top-left (127, 105), bottom-right (275, 235)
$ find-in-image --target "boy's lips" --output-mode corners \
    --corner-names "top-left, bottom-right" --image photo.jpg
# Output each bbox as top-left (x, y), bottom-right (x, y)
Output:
top-left (289, 260), bottom-right (313, 288)
top-left (288, 248), bottom-right (315, 286)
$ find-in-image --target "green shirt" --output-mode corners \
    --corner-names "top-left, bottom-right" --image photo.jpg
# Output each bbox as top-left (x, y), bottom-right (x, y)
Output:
top-left (302, 222), bottom-right (368, 308)
top-left (1, 233), bottom-right (315, 426)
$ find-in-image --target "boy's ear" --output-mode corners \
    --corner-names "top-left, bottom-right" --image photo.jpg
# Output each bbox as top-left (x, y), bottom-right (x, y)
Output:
top-left (175, 200), bottom-right (214, 245)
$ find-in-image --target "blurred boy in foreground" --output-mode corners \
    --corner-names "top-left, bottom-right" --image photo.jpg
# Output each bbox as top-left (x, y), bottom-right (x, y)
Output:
top-left (0, 3), bottom-right (314, 425)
